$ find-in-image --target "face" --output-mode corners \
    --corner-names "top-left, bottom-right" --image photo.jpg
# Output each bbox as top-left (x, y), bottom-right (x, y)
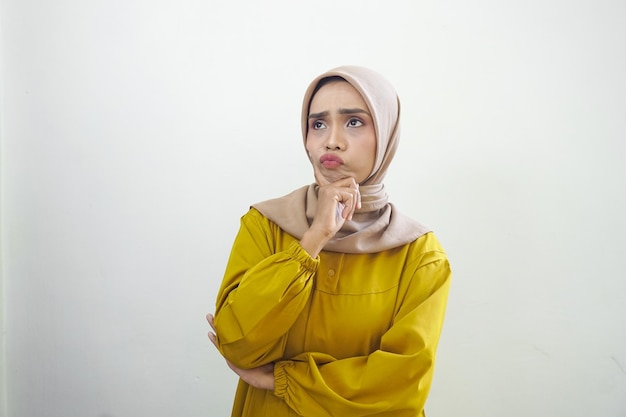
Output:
top-left (305, 80), bottom-right (377, 184)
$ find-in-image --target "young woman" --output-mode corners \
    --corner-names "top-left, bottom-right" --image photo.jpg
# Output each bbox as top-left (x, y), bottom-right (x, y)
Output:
top-left (208, 65), bottom-right (451, 416)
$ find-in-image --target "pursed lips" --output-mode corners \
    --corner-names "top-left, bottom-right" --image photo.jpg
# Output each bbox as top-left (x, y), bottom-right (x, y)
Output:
top-left (320, 154), bottom-right (344, 168)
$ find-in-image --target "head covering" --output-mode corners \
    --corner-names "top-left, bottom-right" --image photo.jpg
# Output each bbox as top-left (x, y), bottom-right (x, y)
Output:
top-left (253, 65), bottom-right (430, 253)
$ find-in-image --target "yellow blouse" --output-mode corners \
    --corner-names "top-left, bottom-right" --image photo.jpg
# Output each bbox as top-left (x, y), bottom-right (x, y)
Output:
top-left (214, 208), bottom-right (451, 417)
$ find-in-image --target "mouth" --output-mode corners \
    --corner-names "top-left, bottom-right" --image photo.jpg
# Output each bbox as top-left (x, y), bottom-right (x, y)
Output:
top-left (320, 154), bottom-right (344, 168)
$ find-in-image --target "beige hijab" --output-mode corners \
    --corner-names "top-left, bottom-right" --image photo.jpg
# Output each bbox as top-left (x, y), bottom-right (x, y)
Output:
top-left (253, 65), bottom-right (430, 254)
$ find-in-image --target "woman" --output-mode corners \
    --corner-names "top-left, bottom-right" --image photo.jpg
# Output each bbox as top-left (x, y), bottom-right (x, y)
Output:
top-left (207, 65), bottom-right (451, 416)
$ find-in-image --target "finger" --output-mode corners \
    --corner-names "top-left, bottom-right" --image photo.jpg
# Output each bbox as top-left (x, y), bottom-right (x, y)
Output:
top-left (207, 314), bottom-right (216, 331)
top-left (336, 178), bottom-right (361, 210)
top-left (208, 331), bottom-right (218, 347)
top-left (338, 189), bottom-right (360, 220)
top-left (348, 180), bottom-right (361, 212)
top-left (336, 201), bottom-right (345, 221)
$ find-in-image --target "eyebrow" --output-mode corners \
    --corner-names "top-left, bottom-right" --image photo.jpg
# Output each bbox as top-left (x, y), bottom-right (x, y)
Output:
top-left (308, 108), bottom-right (371, 119)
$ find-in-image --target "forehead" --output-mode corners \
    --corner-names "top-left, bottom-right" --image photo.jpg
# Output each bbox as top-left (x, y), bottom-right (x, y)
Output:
top-left (308, 80), bottom-right (368, 111)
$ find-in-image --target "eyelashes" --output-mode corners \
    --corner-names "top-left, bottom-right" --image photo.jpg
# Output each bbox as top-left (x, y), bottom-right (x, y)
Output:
top-left (347, 119), bottom-right (364, 128)
top-left (310, 118), bottom-right (364, 130)
top-left (311, 120), bottom-right (325, 130)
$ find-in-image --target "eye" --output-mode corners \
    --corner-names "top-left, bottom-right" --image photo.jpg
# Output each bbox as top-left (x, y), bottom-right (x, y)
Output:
top-left (347, 118), bottom-right (363, 128)
top-left (311, 120), bottom-right (326, 130)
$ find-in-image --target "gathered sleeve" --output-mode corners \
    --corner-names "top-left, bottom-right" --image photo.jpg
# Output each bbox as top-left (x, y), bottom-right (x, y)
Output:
top-left (213, 209), bottom-right (319, 369)
top-left (273, 250), bottom-right (451, 416)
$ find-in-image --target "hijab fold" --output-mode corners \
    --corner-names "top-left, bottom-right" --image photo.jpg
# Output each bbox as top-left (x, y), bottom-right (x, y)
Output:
top-left (253, 66), bottom-right (430, 254)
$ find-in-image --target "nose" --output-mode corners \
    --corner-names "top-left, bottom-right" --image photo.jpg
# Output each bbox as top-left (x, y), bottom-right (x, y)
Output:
top-left (324, 126), bottom-right (345, 150)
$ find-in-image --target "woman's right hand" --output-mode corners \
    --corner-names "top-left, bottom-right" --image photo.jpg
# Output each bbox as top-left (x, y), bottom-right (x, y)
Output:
top-left (299, 165), bottom-right (361, 257)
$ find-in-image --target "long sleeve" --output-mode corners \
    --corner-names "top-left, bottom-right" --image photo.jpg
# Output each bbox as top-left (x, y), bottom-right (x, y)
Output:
top-left (273, 249), bottom-right (451, 417)
top-left (214, 208), bottom-right (319, 369)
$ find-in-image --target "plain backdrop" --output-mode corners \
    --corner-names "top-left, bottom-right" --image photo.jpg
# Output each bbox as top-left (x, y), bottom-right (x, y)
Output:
top-left (1, 1), bottom-right (625, 416)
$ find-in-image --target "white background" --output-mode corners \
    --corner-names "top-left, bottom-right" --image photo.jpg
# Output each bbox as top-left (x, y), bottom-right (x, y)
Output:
top-left (1, 1), bottom-right (625, 416)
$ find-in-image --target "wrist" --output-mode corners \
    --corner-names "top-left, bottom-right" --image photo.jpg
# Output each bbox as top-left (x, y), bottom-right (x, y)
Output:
top-left (300, 227), bottom-right (331, 258)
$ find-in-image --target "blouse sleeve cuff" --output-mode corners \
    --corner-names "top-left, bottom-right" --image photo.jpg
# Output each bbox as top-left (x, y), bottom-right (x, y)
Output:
top-left (287, 241), bottom-right (319, 272)
top-left (273, 360), bottom-right (293, 400)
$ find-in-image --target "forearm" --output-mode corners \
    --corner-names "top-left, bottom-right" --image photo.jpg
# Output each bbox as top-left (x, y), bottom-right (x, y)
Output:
top-left (214, 241), bottom-right (318, 368)
top-left (274, 349), bottom-right (437, 417)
